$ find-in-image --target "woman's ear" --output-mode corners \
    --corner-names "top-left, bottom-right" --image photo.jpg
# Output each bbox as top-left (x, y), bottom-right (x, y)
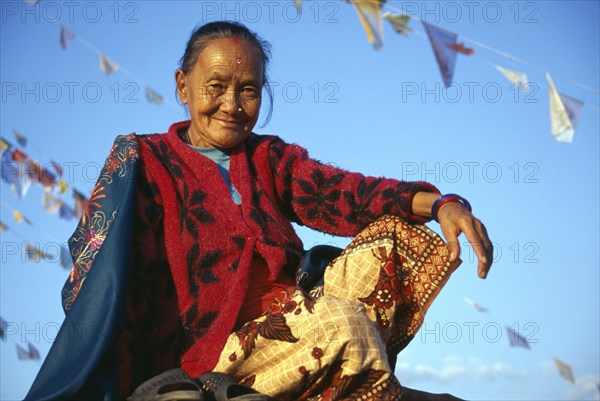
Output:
top-left (175, 69), bottom-right (188, 105)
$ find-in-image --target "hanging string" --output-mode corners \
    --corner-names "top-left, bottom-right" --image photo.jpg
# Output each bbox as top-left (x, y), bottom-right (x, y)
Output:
top-left (384, 3), bottom-right (600, 108)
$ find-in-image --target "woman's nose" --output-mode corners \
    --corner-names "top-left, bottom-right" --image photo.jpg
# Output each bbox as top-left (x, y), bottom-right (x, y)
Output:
top-left (221, 89), bottom-right (241, 113)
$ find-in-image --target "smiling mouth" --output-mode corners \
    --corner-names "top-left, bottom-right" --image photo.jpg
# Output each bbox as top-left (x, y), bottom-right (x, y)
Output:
top-left (214, 118), bottom-right (244, 128)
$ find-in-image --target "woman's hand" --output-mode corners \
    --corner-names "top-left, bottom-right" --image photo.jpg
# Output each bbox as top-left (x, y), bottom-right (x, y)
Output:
top-left (436, 202), bottom-right (493, 279)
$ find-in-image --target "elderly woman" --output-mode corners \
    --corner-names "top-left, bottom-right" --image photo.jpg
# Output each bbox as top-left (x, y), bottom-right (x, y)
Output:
top-left (25, 21), bottom-right (492, 401)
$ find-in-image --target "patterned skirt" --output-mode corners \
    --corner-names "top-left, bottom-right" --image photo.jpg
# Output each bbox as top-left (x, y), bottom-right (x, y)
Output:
top-left (212, 216), bottom-right (460, 400)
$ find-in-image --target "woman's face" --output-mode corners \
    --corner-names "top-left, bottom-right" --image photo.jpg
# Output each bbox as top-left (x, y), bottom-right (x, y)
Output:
top-left (175, 38), bottom-right (264, 148)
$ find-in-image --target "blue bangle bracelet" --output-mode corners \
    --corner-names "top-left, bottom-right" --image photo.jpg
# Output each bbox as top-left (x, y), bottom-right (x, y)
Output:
top-left (431, 194), bottom-right (472, 222)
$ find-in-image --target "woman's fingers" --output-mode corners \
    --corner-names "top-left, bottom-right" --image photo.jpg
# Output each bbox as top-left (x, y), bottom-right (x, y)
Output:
top-left (462, 222), bottom-right (493, 278)
top-left (437, 203), bottom-right (493, 279)
top-left (441, 224), bottom-right (461, 263)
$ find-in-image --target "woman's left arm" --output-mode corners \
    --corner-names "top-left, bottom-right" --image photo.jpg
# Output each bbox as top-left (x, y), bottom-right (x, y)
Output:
top-left (412, 192), bottom-right (494, 279)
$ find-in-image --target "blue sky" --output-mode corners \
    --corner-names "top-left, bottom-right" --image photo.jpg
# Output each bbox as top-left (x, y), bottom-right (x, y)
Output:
top-left (1, 1), bottom-right (599, 400)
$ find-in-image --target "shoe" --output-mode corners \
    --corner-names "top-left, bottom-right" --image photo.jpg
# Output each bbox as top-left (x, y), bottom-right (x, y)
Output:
top-left (127, 368), bottom-right (204, 401)
top-left (196, 372), bottom-right (273, 401)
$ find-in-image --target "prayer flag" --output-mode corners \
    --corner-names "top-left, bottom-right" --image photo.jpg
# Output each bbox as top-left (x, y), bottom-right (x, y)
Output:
top-left (294, 0), bottom-right (303, 13)
top-left (463, 297), bottom-right (489, 312)
top-left (72, 189), bottom-right (88, 218)
top-left (0, 137), bottom-right (12, 156)
top-left (13, 210), bottom-right (33, 226)
top-left (559, 92), bottom-right (584, 134)
top-left (29, 342), bottom-right (41, 360)
top-left (1, 151), bottom-right (16, 184)
top-left (16, 343), bottom-right (29, 360)
top-left (42, 186), bottom-right (63, 214)
top-left (383, 12), bottom-right (411, 36)
top-left (547, 73), bottom-right (583, 143)
top-left (145, 86), bottom-right (164, 105)
top-left (506, 326), bottom-right (530, 349)
top-left (60, 245), bottom-right (72, 269)
top-left (100, 54), bottom-right (119, 77)
top-left (351, 0), bottom-right (385, 51)
top-left (447, 42), bottom-right (475, 55)
top-left (553, 357), bottom-right (575, 383)
top-left (30, 160), bottom-right (62, 186)
top-left (13, 130), bottom-right (27, 147)
top-left (11, 148), bottom-right (27, 163)
top-left (25, 243), bottom-right (51, 262)
top-left (12, 163), bottom-right (32, 199)
top-left (59, 203), bottom-right (76, 220)
top-left (59, 25), bottom-right (76, 49)
top-left (26, 160), bottom-right (43, 184)
top-left (16, 342), bottom-right (41, 360)
top-left (495, 65), bottom-right (529, 91)
top-left (422, 21), bottom-right (458, 87)
top-left (0, 317), bottom-right (8, 341)
top-left (25, 0), bottom-right (39, 5)
top-left (0, 220), bottom-right (8, 232)
top-left (57, 179), bottom-right (69, 194)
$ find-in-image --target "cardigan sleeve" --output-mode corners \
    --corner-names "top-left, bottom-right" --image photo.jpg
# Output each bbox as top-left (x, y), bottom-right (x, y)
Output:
top-left (267, 137), bottom-right (440, 237)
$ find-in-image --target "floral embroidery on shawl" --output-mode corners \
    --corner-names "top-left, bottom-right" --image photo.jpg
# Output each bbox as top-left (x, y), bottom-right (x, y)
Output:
top-left (62, 134), bottom-right (139, 311)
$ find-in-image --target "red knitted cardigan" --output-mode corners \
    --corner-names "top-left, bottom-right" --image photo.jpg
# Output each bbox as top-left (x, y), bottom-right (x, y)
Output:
top-left (137, 120), bottom-right (439, 378)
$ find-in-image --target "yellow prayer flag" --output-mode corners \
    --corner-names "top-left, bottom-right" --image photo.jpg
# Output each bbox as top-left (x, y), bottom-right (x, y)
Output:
top-left (0, 137), bottom-right (11, 156)
top-left (383, 12), bottom-right (411, 36)
top-left (100, 54), bottom-right (119, 77)
top-left (351, 0), bottom-right (385, 51)
top-left (13, 210), bottom-right (32, 225)
top-left (58, 179), bottom-right (69, 194)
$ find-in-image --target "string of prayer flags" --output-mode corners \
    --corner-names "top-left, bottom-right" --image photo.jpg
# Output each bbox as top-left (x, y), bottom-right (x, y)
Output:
top-left (495, 65), bottom-right (529, 91)
top-left (0, 220), bottom-right (8, 232)
top-left (145, 86), bottom-right (164, 105)
top-left (422, 21), bottom-right (458, 87)
top-left (59, 25), bottom-right (76, 50)
top-left (16, 342), bottom-right (41, 361)
top-left (100, 54), bottom-right (119, 77)
top-left (13, 210), bottom-right (33, 226)
top-left (506, 326), bottom-right (531, 349)
top-left (72, 189), bottom-right (88, 219)
top-left (553, 357), bottom-right (575, 384)
top-left (25, 243), bottom-right (52, 263)
top-left (383, 12), bottom-right (411, 36)
top-left (547, 73), bottom-right (584, 143)
top-left (351, 0), bottom-right (386, 51)
top-left (447, 42), bottom-right (475, 55)
top-left (463, 297), bottom-right (489, 312)
top-left (12, 131), bottom-right (27, 148)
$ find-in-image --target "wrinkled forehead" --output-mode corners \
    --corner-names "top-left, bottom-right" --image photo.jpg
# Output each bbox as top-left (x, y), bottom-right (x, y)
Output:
top-left (198, 38), bottom-right (263, 69)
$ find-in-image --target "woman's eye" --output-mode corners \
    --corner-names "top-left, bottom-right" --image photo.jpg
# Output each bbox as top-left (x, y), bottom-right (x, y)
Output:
top-left (242, 87), bottom-right (260, 99)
